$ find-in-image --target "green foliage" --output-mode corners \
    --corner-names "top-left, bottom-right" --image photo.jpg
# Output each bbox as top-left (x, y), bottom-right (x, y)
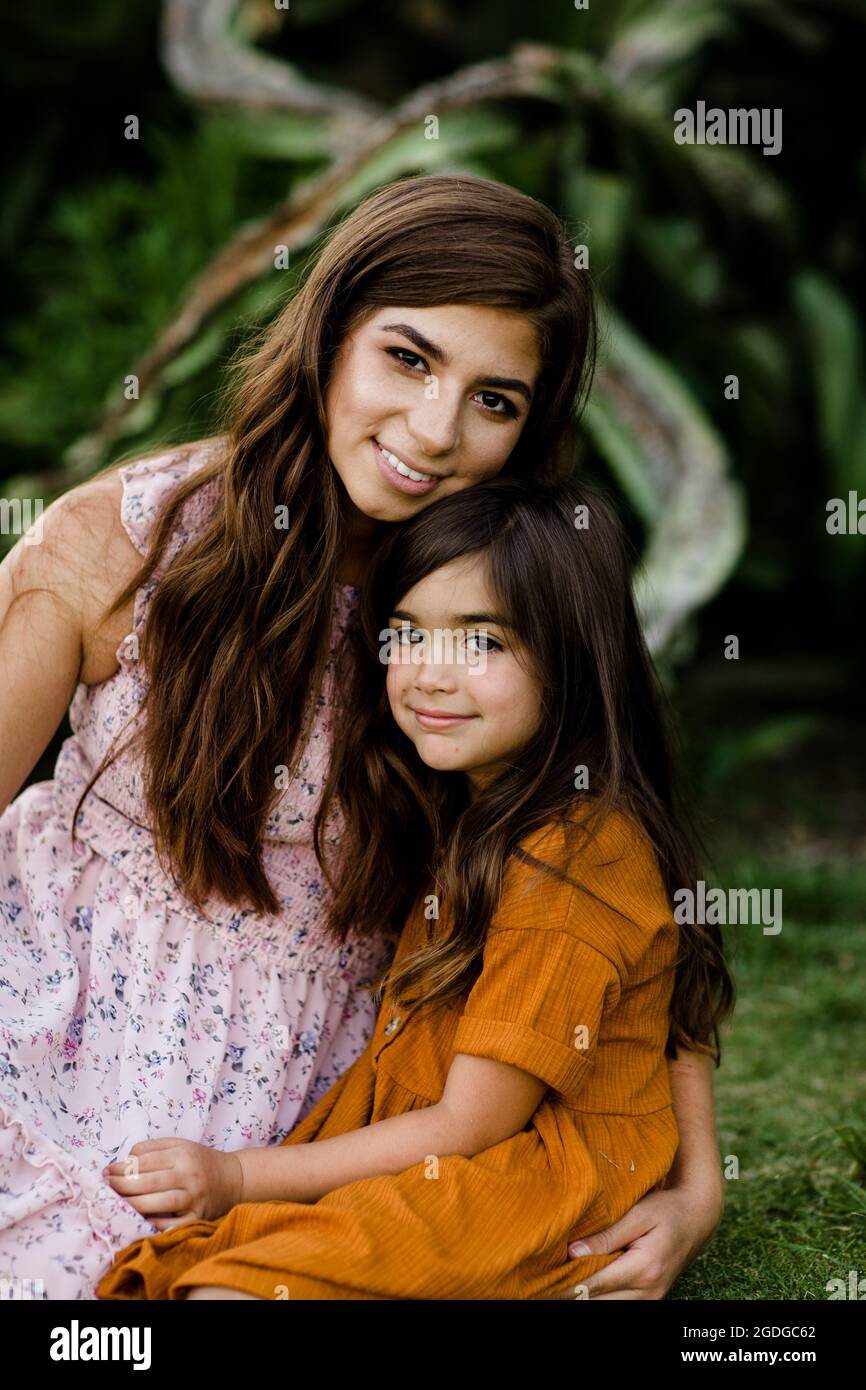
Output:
top-left (0, 120), bottom-right (256, 454)
top-left (699, 715), bottom-right (820, 792)
top-left (794, 270), bottom-right (866, 558)
top-left (1, 0), bottom-right (863, 647)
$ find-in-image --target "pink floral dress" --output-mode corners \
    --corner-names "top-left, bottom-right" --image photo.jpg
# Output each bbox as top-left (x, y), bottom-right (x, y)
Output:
top-left (0, 445), bottom-right (391, 1299)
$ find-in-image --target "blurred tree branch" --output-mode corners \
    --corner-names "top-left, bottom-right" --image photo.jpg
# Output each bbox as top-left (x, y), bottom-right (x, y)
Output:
top-left (59, 5), bottom-right (753, 655)
top-left (162, 0), bottom-right (382, 138)
top-left (66, 38), bottom-right (569, 474)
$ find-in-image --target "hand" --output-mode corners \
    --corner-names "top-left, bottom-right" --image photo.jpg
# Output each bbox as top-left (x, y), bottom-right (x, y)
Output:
top-left (104, 1138), bottom-right (244, 1232)
top-left (560, 1182), bottom-right (724, 1300)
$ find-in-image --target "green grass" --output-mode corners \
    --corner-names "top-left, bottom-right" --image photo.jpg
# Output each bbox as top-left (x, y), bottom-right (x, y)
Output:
top-left (670, 860), bottom-right (866, 1300)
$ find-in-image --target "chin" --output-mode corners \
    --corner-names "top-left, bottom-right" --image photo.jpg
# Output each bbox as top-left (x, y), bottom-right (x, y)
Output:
top-left (413, 745), bottom-right (473, 773)
top-left (368, 495), bottom-right (421, 522)
top-left (346, 477), bottom-right (421, 523)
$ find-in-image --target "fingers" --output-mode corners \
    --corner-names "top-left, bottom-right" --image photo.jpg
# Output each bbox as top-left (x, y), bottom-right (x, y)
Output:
top-left (103, 1138), bottom-right (185, 1174)
top-left (105, 1165), bottom-right (179, 1195)
top-left (103, 1157), bottom-right (189, 1213)
top-left (582, 1248), bottom-right (669, 1300)
top-left (550, 1262), bottom-right (664, 1301)
top-left (121, 1188), bottom-right (191, 1217)
top-left (567, 1193), bottom-right (662, 1262)
top-left (547, 1265), bottom-right (649, 1301)
top-left (105, 1141), bottom-right (195, 1190)
top-left (129, 1138), bottom-right (183, 1153)
top-left (105, 1148), bottom-right (179, 1179)
top-left (152, 1213), bottom-right (199, 1233)
top-left (568, 1216), bottom-right (642, 1261)
top-left (102, 1140), bottom-right (209, 1225)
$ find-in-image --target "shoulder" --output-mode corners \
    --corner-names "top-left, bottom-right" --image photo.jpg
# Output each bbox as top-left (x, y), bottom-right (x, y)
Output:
top-left (117, 436), bottom-right (226, 557)
top-left (501, 803), bottom-right (675, 971)
top-left (5, 470), bottom-right (135, 615)
top-left (24, 436), bottom-right (224, 577)
top-left (31, 438), bottom-right (225, 685)
top-left (519, 803), bottom-right (663, 896)
top-left (0, 470), bottom-right (139, 688)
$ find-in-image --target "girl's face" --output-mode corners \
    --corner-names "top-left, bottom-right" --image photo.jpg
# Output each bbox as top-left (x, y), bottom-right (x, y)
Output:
top-left (325, 305), bottom-right (541, 523)
top-left (385, 555), bottom-right (543, 791)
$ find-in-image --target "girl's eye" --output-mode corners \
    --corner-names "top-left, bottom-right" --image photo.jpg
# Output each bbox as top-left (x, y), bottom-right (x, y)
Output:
top-left (396, 625), bottom-right (425, 646)
top-left (385, 348), bottom-right (519, 419)
top-left (386, 347), bottom-right (427, 373)
top-left (473, 391), bottom-right (518, 419)
top-left (466, 630), bottom-right (502, 655)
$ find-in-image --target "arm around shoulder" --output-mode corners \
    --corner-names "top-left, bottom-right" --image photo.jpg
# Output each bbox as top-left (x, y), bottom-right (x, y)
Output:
top-left (663, 1046), bottom-right (724, 1215)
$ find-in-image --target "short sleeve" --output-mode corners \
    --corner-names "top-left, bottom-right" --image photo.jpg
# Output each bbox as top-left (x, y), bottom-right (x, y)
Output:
top-left (119, 453), bottom-right (191, 557)
top-left (118, 442), bottom-right (222, 560)
top-left (452, 927), bottom-right (621, 1099)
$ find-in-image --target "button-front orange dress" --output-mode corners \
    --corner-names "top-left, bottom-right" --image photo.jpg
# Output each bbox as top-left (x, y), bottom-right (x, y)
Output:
top-left (96, 807), bottom-right (680, 1301)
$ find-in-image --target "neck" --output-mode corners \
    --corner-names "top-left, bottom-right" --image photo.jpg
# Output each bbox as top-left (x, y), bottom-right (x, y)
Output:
top-left (336, 495), bottom-right (388, 587)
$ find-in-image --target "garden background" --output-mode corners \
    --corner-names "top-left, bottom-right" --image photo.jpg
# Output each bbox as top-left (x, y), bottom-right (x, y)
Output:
top-left (1, 0), bottom-right (864, 1298)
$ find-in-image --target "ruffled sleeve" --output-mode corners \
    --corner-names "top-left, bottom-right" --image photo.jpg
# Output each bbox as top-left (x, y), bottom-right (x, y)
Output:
top-left (118, 445), bottom-right (217, 561)
top-left (113, 443), bottom-right (224, 671)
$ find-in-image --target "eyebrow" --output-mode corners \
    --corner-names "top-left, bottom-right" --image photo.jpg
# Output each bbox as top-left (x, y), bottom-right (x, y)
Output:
top-left (391, 608), bottom-right (515, 628)
top-left (379, 321), bottom-right (534, 404)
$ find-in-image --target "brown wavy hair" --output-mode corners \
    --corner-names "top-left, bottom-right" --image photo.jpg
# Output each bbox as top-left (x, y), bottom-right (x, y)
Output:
top-left (75, 173), bottom-right (598, 915)
top-left (316, 476), bottom-right (735, 1063)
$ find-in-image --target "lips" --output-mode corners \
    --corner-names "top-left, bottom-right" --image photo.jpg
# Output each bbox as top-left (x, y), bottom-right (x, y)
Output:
top-left (412, 707), bottom-right (477, 730)
top-left (373, 439), bottom-right (441, 496)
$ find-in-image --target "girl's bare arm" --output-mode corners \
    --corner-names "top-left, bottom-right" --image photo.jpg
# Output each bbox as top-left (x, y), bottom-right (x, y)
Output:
top-left (108, 1052), bottom-right (548, 1218)
top-left (236, 1051), bottom-right (546, 1204)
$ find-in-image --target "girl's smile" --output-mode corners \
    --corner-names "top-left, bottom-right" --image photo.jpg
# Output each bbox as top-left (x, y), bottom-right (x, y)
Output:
top-left (410, 706), bottom-right (479, 730)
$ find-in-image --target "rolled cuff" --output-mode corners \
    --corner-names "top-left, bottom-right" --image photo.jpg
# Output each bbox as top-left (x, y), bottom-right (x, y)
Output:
top-left (452, 1015), bottom-right (594, 1097)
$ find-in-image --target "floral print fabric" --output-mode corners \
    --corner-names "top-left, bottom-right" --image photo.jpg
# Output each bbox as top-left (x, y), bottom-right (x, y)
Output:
top-left (0, 445), bottom-right (390, 1299)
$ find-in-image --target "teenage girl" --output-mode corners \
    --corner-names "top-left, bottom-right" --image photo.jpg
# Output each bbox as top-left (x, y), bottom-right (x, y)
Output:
top-left (0, 173), bottom-right (722, 1300)
top-left (96, 476), bottom-right (734, 1301)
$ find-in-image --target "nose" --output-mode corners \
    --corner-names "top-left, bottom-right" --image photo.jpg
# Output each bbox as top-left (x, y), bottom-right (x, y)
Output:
top-left (406, 390), bottom-right (461, 458)
top-left (412, 647), bottom-right (460, 694)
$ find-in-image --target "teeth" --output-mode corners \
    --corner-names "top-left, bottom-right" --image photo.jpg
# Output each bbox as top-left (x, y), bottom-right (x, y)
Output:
top-left (378, 442), bottom-right (434, 483)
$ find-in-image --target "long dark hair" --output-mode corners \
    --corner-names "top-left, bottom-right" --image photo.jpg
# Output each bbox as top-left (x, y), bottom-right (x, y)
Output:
top-left (316, 475), bottom-right (735, 1062)
top-left (77, 172), bottom-right (597, 915)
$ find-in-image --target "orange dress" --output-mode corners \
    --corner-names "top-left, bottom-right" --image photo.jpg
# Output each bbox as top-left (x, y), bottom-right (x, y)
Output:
top-left (96, 807), bottom-right (679, 1301)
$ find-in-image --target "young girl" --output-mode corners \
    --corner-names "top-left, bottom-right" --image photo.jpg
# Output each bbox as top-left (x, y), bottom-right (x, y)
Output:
top-left (95, 476), bottom-right (734, 1301)
top-left (0, 171), bottom-right (722, 1301)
